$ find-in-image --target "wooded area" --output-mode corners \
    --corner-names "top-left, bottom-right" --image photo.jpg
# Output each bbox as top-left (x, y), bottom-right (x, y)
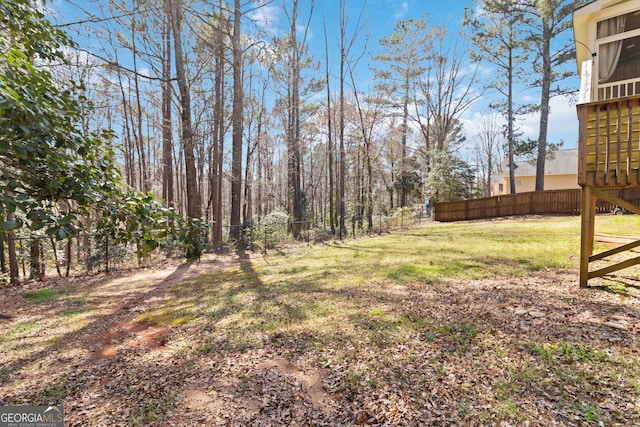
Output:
top-left (1, 0), bottom-right (583, 284)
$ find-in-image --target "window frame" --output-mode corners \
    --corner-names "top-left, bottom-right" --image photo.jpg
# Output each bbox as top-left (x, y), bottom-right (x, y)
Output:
top-left (591, 4), bottom-right (640, 101)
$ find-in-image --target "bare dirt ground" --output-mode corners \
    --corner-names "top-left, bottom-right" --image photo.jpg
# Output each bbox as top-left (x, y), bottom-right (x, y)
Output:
top-left (0, 254), bottom-right (639, 426)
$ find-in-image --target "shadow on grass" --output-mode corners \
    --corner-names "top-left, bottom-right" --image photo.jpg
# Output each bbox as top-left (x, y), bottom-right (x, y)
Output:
top-left (0, 261), bottom-right (208, 403)
top-left (1, 245), bottom-right (638, 425)
top-left (154, 259), bottom-right (365, 356)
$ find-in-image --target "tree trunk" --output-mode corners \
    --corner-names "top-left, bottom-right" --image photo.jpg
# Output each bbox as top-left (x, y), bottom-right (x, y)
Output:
top-left (229, 0), bottom-right (243, 243)
top-left (400, 78), bottom-right (410, 207)
top-left (171, 0), bottom-right (201, 258)
top-left (507, 30), bottom-right (516, 195)
top-left (285, 0), bottom-right (308, 240)
top-left (366, 145), bottom-right (373, 230)
top-left (0, 210), bottom-right (5, 275)
top-left (535, 13), bottom-right (552, 192)
top-left (338, 0), bottom-right (346, 239)
top-left (29, 239), bottom-right (43, 281)
top-left (257, 149), bottom-right (263, 220)
top-left (131, 19), bottom-right (149, 192)
top-left (7, 213), bottom-right (18, 284)
top-left (323, 22), bottom-right (336, 235)
top-left (243, 135), bottom-right (253, 224)
top-left (162, 1), bottom-right (174, 208)
top-left (116, 68), bottom-right (134, 188)
top-left (212, 6), bottom-right (225, 248)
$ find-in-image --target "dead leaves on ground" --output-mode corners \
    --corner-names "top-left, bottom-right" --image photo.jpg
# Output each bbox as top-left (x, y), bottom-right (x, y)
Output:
top-left (0, 262), bottom-right (638, 426)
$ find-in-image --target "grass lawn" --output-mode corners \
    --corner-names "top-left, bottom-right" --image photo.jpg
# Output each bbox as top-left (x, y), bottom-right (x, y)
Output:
top-left (0, 215), bottom-right (638, 425)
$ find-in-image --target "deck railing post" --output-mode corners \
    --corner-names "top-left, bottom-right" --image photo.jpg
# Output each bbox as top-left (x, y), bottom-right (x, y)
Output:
top-left (580, 185), bottom-right (595, 288)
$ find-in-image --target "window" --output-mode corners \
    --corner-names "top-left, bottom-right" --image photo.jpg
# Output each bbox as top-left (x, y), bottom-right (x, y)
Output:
top-left (596, 9), bottom-right (640, 100)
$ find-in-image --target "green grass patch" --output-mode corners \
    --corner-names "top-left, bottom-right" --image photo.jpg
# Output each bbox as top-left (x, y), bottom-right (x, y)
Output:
top-left (24, 288), bottom-right (60, 303)
top-left (273, 216), bottom-right (583, 286)
top-left (61, 307), bottom-right (84, 316)
top-left (137, 304), bottom-right (195, 326)
top-left (573, 402), bottom-right (602, 423)
top-left (595, 214), bottom-right (640, 235)
top-left (0, 366), bottom-right (10, 378)
top-left (602, 281), bottom-right (630, 296)
top-left (33, 381), bottom-right (67, 405)
top-left (0, 320), bottom-right (43, 344)
top-left (527, 341), bottom-right (611, 363)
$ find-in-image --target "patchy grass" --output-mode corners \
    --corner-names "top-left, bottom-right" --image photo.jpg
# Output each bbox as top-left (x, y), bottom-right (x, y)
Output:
top-left (137, 305), bottom-right (195, 326)
top-left (602, 280), bottom-right (631, 296)
top-left (0, 320), bottom-right (43, 345)
top-left (0, 216), bottom-right (639, 426)
top-left (527, 341), bottom-right (612, 363)
top-left (33, 381), bottom-right (67, 405)
top-left (24, 288), bottom-right (60, 303)
top-left (267, 217), bottom-right (580, 284)
top-left (595, 213), bottom-right (640, 235)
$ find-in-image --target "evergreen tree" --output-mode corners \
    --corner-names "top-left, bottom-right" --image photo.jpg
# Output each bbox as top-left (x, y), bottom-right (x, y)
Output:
top-left (522, 0), bottom-right (582, 191)
top-left (373, 17), bottom-right (437, 207)
top-left (465, 0), bottom-right (529, 194)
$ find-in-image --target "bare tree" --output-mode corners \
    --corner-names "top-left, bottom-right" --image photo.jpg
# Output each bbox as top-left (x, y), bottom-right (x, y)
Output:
top-left (416, 33), bottom-right (483, 152)
top-left (322, 19), bottom-right (336, 235)
top-left (373, 17), bottom-right (436, 207)
top-left (465, 0), bottom-right (528, 194)
top-left (474, 114), bottom-right (503, 197)
top-left (171, 0), bottom-right (201, 257)
top-left (335, 0), bottom-right (368, 237)
top-left (521, 0), bottom-right (579, 191)
top-left (349, 71), bottom-right (381, 231)
top-left (270, 0), bottom-right (316, 239)
top-left (161, 0), bottom-right (173, 208)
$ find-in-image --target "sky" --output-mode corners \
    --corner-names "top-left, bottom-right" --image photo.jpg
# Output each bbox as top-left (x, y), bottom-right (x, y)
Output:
top-left (49, 0), bottom-right (582, 159)
top-left (319, 0), bottom-right (582, 153)
top-left (288, 0), bottom-right (580, 156)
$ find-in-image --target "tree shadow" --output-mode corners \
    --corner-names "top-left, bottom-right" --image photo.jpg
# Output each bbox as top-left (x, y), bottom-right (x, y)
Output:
top-left (0, 259), bottom-right (225, 401)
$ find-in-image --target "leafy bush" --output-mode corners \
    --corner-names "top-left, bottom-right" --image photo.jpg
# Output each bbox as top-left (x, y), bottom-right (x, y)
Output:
top-left (388, 207), bottom-right (412, 227)
top-left (257, 211), bottom-right (289, 249)
top-left (310, 227), bottom-right (334, 243)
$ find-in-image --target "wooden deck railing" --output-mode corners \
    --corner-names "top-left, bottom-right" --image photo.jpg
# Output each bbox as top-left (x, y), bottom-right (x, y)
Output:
top-left (577, 96), bottom-right (640, 187)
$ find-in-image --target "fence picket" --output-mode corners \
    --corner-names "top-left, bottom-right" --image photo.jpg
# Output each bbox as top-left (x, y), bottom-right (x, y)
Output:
top-left (434, 188), bottom-right (640, 222)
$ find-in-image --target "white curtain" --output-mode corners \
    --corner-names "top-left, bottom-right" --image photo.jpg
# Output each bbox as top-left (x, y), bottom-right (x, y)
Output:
top-left (578, 59), bottom-right (592, 104)
top-left (598, 16), bottom-right (626, 83)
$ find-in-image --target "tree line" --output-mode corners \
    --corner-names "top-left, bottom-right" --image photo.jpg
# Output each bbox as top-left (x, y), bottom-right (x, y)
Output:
top-left (0, 0), bottom-right (582, 281)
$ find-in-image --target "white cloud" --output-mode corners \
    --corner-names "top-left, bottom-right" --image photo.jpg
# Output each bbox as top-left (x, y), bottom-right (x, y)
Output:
top-left (394, 1), bottom-right (409, 20)
top-left (249, 4), bottom-right (280, 34)
top-left (297, 23), bottom-right (314, 42)
top-left (518, 95), bottom-right (578, 146)
top-left (459, 94), bottom-right (579, 160)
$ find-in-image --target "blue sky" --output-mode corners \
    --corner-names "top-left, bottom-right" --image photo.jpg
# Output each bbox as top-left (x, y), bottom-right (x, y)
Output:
top-left (49, 0), bottom-right (581, 157)
top-left (314, 0), bottom-right (580, 156)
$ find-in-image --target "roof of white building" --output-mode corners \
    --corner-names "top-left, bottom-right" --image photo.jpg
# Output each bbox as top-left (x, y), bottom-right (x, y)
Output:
top-left (513, 148), bottom-right (578, 177)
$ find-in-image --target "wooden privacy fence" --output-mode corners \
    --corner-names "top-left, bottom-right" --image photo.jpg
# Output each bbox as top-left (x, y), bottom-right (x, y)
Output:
top-left (434, 188), bottom-right (640, 222)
